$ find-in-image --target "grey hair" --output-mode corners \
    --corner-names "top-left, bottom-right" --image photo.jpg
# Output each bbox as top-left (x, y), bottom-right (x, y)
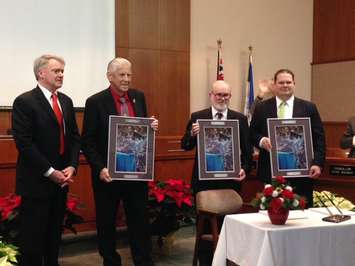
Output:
top-left (33, 54), bottom-right (65, 80)
top-left (107, 57), bottom-right (132, 74)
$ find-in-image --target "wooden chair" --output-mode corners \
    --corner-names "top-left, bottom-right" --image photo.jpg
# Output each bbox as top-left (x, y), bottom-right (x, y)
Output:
top-left (192, 189), bottom-right (243, 266)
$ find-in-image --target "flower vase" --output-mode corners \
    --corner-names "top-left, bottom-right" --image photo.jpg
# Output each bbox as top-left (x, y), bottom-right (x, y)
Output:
top-left (267, 208), bottom-right (289, 225)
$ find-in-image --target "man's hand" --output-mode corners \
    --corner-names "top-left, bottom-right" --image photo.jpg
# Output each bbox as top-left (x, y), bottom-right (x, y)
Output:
top-left (309, 165), bottom-right (321, 178)
top-left (191, 122), bottom-right (200, 136)
top-left (234, 169), bottom-right (246, 182)
top-left (260, 137), bottom-right (272, 152)
top-left (60, 166), bottom-right (76, 187)
top-left (99, 168), bottom-right (112, 183)
top-left (49, 170), bottom-right (71, 187)
top-left (150, 116), bottom-right (159, 131)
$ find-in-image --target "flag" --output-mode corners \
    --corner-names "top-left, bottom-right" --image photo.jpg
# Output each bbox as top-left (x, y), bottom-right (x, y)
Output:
top-left (243, 53), bottom-right (254, 122)
top-left (217, 42), bottom-right (224, 80)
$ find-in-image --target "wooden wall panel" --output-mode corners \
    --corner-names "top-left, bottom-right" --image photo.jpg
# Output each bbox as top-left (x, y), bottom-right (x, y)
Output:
top-left (313, 0), bottom-right (355, 63)
top-left (116, 0), bottom-right (190, 136)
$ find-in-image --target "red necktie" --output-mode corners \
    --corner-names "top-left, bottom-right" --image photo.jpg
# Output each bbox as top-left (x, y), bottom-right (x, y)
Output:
top-left (52, 93), bottom-right (65, 154)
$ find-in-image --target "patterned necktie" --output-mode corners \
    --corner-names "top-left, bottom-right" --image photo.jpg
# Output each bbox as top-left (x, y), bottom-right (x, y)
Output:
top-left (51, 93), bottom-right (65, 154)
top-left (216, 112), bottom-right (223, 120)
top-left (278, 101), bottom-right (286, 119)
top-left (120, 97), bottom-right (129, 116)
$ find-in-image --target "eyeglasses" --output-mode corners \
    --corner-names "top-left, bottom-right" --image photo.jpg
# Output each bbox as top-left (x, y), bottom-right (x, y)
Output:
top-left (212, 92), bottom-right (231, 99)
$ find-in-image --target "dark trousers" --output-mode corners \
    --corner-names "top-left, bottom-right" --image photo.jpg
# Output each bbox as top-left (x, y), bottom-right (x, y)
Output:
top-left (288, 177), bottom-right (314, 208)
top-left (18, 191), bottom-right (67, 266)
top-left (93, 181), bottom-right (153, 266)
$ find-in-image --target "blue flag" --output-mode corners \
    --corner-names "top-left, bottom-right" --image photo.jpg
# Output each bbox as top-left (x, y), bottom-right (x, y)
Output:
top-left (244, 54), bottom-right (254, 122)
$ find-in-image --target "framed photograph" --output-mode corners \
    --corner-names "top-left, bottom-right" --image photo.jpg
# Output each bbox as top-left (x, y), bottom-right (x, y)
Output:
top-left (267, 117), bottom-right (313, 178)
top-left (107, 116), bottom-right (155, 181)
top-left (197, 119), bottom-right (241, 180)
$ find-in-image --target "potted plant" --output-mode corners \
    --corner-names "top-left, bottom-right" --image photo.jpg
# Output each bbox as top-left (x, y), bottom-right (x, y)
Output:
top-left (251, 176), bottom-right (306, 224)
top-left (148, 178), bottom-right (195, 248)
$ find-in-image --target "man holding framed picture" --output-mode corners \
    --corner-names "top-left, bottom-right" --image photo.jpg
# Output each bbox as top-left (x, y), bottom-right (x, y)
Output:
top-left (181, 80), bottom-right (253, 194)
top-left (250, 69), bottom-right (326, 207)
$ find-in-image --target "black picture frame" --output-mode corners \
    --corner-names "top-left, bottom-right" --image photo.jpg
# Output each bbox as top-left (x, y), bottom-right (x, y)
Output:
top-left (107, 116), bottom-right (155, 181)
top-left (267, 117), bottom-right (313, 178)
top-left (197, 119), bottom-right (241, 180)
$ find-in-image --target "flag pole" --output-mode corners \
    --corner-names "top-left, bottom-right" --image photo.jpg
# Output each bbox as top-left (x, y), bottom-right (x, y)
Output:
top-left (217, 39), bottom-right (224, 80)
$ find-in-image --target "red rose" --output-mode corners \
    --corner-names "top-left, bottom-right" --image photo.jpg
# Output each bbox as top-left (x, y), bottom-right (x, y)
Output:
top-left (275, 176), bottom-right (286, 184)
top-left (299, 198), bottom-right (306, 209)
top-left (263, 186), bottom-right (274, 197)
top-left (269, 198), bottom-right (283, 211)
top-left (281, 189), bottom-right (294, 200)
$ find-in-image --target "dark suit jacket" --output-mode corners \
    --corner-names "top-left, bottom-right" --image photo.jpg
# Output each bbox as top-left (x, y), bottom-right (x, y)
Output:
top-left (340, 116), bottom-right (355, 158)
top-left (181, 108), bottom-right (253, 193)
top-left (250, 96), bottom-right (326, 183)
top-left (81, 88), bottom-right (147, 188)
top-left (12, 86), bottom-right (80, 197)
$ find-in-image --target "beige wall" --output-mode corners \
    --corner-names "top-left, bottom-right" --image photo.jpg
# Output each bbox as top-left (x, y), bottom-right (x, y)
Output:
top-left (312, 61), bottom-right (355, 121)
top-left (190, 0), bottom-right (313, 113)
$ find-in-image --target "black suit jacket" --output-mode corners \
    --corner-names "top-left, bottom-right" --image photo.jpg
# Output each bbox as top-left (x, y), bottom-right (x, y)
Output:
top-left (81, 88), bottom-right (147, 188)
top-left (250, 96), bottom-right (326, 183)
top-left (181, 108), bottom-right (253, 193)
top-left (340, 116), bottom-right (355, 158)
top-left (12, 86), bottom-right (80, 197)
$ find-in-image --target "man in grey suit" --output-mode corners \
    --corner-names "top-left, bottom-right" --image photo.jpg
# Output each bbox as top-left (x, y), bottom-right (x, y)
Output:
top-left (250, 69), bottom-right (326, 207)
top-left (81, 57), bottom-right (158, 266)
top-left (12, 54), bottom-right (80, 266)
top-left (340, 116), bottom-right (355, 158)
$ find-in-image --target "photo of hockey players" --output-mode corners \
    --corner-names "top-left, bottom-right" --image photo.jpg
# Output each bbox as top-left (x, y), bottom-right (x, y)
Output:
top-left (115, 124), bottom-right (148, 173)
top-left (275, 125), bottom-right (307, 170)
top-left (203, 127), bottom-right (234, 172)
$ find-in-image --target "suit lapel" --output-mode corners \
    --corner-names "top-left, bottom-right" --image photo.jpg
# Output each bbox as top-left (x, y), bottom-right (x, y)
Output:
top-left (127, 89), bottom-right (138, 115)
top-left (292, 97), bottom-right (303, 118)
top-left (105, 88), bottom-right (118, 115)
top-left (268, 97), bottom-right (278, 118)
top-left (33, 87), bottom-right (58, 124)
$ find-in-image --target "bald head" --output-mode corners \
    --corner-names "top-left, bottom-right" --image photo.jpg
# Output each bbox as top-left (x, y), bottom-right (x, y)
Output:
top-left (209, 80), bottom-right (232, 111)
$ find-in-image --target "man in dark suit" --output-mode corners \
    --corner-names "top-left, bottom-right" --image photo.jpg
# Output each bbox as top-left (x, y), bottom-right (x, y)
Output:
top-left (340, 116), bottom-right (355, 158)
top-left (181, 80), bottom-right (252, 266)
top-left (250, 69), bottom-right (326, 207)
top-left (81, 57), bottom-right (158, 266)
top-left (181, 80), bottom-right (253, 194)
top-left (12, 54), bottom-right (80, 266)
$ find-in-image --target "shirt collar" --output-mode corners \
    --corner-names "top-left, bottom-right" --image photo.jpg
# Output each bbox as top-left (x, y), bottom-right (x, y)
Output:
top-left (110, 86), bottom-right (129, 102)
top-left (38, 83), bottom-right (56, 102)
top-left (276, 95), bottom-right (294, 107)
top-left (211, 106), bottom-right (228, 120)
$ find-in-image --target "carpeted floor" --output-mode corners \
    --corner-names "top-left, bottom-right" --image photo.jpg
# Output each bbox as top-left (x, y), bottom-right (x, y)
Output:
top-left (59, 226), bottom-right (195, 266)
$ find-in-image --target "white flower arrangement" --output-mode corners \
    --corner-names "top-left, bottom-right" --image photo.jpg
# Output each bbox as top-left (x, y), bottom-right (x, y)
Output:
top-left (0, 240), bottom-right (19, 266)
top-left (313, 191), bottom-right (355, 211)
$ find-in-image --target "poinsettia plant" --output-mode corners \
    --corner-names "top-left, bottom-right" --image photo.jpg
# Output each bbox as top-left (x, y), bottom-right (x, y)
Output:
top-left (0, 193), bottom-right (84, 245)
top-left (251, 176), bottom-right (307, 212)
top-left (148, 178), bottom-right (195, 243)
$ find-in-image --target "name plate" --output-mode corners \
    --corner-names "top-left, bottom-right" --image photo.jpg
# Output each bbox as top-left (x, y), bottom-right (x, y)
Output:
top-left (329, 165), bottom-right (355, 176)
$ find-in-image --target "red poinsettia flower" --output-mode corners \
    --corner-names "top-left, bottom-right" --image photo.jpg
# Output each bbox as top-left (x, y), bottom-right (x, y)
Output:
top-left (299, 198), bottom-right (307, 209)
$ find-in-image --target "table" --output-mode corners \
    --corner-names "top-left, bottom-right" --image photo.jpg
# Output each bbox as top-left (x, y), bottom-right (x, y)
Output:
top-left (212, 209), bottom-right (355, 266)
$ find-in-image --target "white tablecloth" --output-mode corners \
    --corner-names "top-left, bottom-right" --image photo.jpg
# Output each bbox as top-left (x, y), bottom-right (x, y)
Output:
top-left (212, 209), bottom-right (355, 266)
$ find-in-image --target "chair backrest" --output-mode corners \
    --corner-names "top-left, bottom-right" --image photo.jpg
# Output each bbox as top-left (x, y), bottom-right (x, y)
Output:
top-left (195, 189), bottom-right (243, 215)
